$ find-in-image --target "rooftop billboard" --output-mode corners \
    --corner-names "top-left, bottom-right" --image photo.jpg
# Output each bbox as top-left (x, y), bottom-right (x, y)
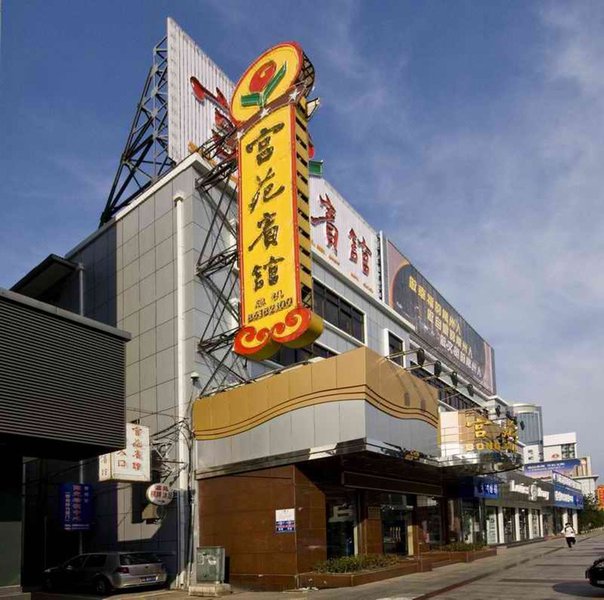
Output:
top-left (310, 178), bottom-right (380, 300)
top-left (524, 459), bottom-right (581, 480)
top-left (384, 241), bottom-right (496, 394)
top-left (167, 18), bottom-right (235, 164)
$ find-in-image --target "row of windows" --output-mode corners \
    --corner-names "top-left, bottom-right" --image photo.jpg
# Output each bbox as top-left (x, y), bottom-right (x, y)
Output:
top-left (409, 362), bottom-right (476, 410)
top-left (273, 342), bottom-right (336, 368)
top-left (313, 280), bottom-right (365, 343)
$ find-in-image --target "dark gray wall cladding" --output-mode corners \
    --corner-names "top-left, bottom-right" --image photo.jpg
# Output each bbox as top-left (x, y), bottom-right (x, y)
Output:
top-left (0, 290), bottom-right (129, 453)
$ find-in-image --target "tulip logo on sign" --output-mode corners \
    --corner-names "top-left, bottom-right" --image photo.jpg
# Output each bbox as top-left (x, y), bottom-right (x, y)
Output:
top-left (240, 61), bottom-right (287, 108)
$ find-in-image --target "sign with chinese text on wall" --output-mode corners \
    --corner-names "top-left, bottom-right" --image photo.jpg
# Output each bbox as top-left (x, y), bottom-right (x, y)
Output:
top-left (232, 43), bottom-right (323, 359)
top-left (461, 410), bottom-right (518, 454)
top-left (309, 177), bottom-right (380, 299)
top-left (98, 423), bottom-right (151, 482)
top-left (275, 508), bottom-right (296, 533)
top-left (60, 483), bottom-right (92, 531)
top-left (385, 240), bottom-right (496, 394)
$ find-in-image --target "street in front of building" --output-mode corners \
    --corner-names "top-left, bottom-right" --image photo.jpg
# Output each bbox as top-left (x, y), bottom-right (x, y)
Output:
top-left (31, 531), bottom-right (604, 599)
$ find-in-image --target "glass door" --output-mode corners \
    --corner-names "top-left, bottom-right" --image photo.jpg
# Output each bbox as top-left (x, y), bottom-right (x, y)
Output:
top-left (380, 493), bottom-right (412, 555)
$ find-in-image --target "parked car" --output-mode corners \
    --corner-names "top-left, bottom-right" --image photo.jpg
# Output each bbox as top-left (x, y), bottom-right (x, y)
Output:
top-left (586, 557), bottom-right (604, 587)
top-left (43, 551), bottom-right (168, 595)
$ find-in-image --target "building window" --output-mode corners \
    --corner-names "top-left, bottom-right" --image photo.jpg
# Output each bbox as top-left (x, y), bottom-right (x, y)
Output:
top-left (388, 332), bottom-right (404, 366)
top-left (313, 281), bottom-right (365, 342)
top-left (409, 362), bottom-right (476, 410)
top-left (272, 342), bottom-right (336, 368)
top-left (561, 444), bottom-right (576, 459)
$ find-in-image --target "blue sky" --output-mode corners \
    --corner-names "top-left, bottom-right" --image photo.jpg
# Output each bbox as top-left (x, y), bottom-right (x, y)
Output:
top-left (1, 1), bottom-right (602, 477)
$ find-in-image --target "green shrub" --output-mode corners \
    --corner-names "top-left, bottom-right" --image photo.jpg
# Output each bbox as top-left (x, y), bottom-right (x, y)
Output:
top-left (313, 554), bottom-right (403, 573)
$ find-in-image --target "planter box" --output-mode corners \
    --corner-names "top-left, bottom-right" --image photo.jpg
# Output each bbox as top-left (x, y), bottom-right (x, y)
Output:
top-left (297, 561), bottom-right (421, 589)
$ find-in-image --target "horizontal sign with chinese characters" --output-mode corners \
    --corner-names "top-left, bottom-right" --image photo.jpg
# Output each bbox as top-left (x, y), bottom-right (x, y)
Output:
top-left (385, 240), bottom-right (496, 395)
top-left (98, 423), bottom-right (151, 483)
top-left (524, 459), bottom-right (581, 481)
top-left (310, 177), bottom-right (380, 300)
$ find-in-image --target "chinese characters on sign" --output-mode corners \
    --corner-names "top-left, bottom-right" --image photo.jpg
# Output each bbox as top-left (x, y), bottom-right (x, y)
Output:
top-left (146, 483), bottom-right (174, 506)
top-left (386, 240), bottom-right (496, 394)
top-left (309, 177), bottom-right (380, 298)
top-left (231, 43), bottom-right (323, 359)
top-left (61, 483), bottom-right (92, 531)
top-left (275, 508), bottom-right (296, 533)
top-left (462, 411), bottom-right (518, 454)
top-left (98, 423), bottom-right (151, 482)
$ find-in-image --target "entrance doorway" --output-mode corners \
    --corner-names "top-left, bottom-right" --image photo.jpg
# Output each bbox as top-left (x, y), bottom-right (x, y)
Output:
top-left (380, 493), bottom-right (412, 555)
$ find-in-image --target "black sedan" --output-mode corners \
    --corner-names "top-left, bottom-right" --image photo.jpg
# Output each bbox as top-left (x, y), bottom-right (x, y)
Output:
top-left (586, 557), bottom-right (604, 587)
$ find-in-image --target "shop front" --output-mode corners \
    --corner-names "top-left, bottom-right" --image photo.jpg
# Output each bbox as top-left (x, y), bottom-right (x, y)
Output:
top-left (484, 472), bottom-right (553, 545)
top-left (552, 475), bottom-right (583, 534)
top-left (193, 347), bottom-right (445, 590)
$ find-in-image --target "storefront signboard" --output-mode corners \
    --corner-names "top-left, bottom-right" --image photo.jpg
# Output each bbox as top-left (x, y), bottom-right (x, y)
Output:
top-left (98, 423), bottom-right (151, 482)
top-left (552, 471), bottom-right (582, 491)
top-left (309, 177), bottom-right (380, 299)
top-left (146, 483), bottom-right (173, 506)
top-left (474, 477), bottom-right (499, 499)
top-left (60, 483), bottom-right (92, 531)
top-left (524, 459), bottom-right (581, 480)
top-left (553, 483), bottom-right (583, 510)
top-left (232, 43), bottom-right (323, 359)
top-left (384, 240), bottom-right (496, 394)
top-left (275, 508), bottom-right (296, 533)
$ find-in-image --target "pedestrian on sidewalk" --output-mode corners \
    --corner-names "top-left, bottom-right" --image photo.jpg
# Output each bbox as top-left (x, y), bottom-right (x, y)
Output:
top-left (562, 522), bottom-right (576, 548)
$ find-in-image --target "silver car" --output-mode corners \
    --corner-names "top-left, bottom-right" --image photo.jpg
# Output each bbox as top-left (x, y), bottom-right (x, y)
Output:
top-left (43, 551), bottom-right (168, 595)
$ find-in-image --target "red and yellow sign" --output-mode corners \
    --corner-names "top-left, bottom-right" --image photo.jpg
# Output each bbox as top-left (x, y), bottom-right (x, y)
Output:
top-left (232, 43), bottom-right (322, 359)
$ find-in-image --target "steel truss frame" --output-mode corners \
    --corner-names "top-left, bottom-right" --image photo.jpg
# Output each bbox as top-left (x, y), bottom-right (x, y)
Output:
top-left (100, 36), bottom-right (173, 225)
top-left (194, 131), bottom-right (249, 397)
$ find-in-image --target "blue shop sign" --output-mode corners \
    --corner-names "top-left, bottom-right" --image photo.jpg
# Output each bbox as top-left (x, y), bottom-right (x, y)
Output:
top-left (60, 483), bottom-right (92, 531)
top-left (553, 482), bottom-right (583, 510)
top-left (474, 477), bottom-right (500, 499)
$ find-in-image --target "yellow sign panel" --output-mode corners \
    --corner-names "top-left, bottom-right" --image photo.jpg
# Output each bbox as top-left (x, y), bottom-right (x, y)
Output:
top-left (232, 43), bottom-right (322, 359)
top-left (230, 43), bottom-right (304, 125)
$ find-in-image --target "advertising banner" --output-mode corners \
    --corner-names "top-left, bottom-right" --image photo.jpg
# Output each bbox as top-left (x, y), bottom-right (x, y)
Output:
top-left (552, 471), bottom-right (582, 491)
top-left (60, 483), bottom-right (92, 531)
top-left (384, 240), bottom-right (496, 394)
top-left (98, 423), bottom-right (151, 482)
top-left (309, 178), bottom-right (380, 300)
top-left (553, 483), bottom-right (583, 510)
top-left (524, 459), bottom-right (581, 481)
top-left (167, 18), bottom-right (234, 164)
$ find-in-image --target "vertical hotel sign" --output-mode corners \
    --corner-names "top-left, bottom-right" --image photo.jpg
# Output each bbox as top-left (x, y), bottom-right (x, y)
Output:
top-left (231, 43), bottom-right (323, 359)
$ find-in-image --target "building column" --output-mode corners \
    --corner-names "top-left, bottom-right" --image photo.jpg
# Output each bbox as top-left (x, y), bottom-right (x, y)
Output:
top-left (514, 509), bottom-right (521, 542)
top-left (539, 511), bottom-right (544, 537)
top-left (497, 508), bottom-right (505, 544)
top-left (528, 510), bottom-right (534, 540)
top-left (572, 511), bottom-right (579, 533)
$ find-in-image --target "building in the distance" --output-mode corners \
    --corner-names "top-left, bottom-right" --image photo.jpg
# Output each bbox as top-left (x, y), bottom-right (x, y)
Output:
top-left (512, 403), bottom-right (544, 464)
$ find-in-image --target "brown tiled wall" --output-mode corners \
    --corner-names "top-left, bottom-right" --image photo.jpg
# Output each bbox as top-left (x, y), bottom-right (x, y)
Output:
top-left (198, 465), bottom-right (327, 591)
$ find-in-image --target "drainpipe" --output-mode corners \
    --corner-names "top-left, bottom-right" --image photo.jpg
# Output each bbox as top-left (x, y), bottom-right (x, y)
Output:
top-left (174, 193), bottom-right (189, 588)
top-left (78, 263), bottom-right (85, 555)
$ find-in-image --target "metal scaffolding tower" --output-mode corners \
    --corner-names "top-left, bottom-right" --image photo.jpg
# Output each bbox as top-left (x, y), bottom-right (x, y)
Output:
top-left (194, 130), bottom-right (249, 397)
top-left (100, 36), bottom-right (173, 225)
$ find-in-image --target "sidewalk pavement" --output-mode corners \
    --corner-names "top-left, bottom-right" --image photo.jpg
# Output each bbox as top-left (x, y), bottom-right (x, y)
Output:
top-left (35, 531), bottom-right (604, 600)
